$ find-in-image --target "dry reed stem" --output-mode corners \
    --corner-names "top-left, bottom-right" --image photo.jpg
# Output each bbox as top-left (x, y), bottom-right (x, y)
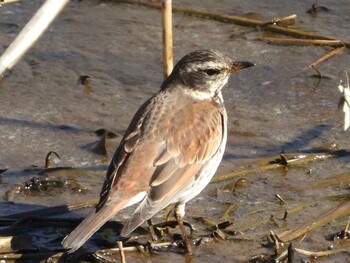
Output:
top-left (0, 0), bottom-right (70, 77)
top-left (162, 0), bottom-right (173, 78)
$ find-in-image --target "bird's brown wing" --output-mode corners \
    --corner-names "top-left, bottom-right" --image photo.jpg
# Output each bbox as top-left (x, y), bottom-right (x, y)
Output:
top-left (121, 98), bottom-right (225, 235)
top-left (62, 96), bottom-right (159, 252)
top-left (96, 97), bottom-right (155, 211)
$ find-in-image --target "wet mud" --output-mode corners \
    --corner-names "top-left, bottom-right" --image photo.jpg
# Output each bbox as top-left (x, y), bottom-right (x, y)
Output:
top-left (0, 0), bottom-right (350, 262)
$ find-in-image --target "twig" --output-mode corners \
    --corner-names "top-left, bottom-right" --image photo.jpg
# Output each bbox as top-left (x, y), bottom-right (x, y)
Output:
top-left (308, 46), bottom-right (347, 69)
top-left (309, 65), bottom-right (323, 78)
top-left (118, 241), bottom-right (126, 263)
top-left (276, 194), bottom-right (286, 204)
top-left (147, 219), bottom-right (158, 241)
top-left (287, 44), bottom-right (345, 78)
top-left (0, 0), bottom-right (70, 77)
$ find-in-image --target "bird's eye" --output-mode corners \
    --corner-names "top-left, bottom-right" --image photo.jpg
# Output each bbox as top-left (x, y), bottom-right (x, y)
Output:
top-left (204, 69), bottom-right (220, 76)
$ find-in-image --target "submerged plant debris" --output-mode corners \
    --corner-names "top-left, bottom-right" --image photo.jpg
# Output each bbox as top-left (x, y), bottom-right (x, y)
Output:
top-left (1, 0), bottom-right (350, 262)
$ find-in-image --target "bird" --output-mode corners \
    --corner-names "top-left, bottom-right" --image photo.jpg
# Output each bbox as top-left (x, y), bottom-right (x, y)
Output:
top-left (62, 49), bottom-right (254, 253)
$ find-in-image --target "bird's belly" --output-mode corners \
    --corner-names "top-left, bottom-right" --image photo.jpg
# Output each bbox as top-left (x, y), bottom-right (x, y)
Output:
top-left (176, 144), bottom-right (226, 204)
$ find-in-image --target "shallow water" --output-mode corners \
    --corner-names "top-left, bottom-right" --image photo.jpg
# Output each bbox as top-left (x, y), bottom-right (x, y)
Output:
top-left (0, 0), bottom-right (350, 262)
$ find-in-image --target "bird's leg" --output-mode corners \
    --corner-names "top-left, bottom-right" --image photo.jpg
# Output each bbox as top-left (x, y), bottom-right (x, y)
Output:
top-left (174, 203), bottom-right (193, 254)
top-left (147, 219), bottom-right (158, 241)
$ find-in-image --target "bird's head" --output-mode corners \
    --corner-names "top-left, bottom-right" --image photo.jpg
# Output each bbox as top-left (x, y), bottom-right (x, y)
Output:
top-left (165, 49), bottom-right (254, 100)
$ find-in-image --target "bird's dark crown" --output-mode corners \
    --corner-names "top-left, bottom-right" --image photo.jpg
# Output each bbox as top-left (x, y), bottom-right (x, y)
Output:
top-left (162, 49), bottom-right (233, 99)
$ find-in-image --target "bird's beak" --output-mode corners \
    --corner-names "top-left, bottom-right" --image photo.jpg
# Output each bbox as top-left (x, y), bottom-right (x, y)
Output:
top-left (230, 61), bottom-right (255, 72)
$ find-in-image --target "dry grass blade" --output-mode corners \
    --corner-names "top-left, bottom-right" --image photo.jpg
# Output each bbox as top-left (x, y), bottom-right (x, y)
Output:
top-left (211, 152), bottom-right (335, 183)
top-left (305, 171), bottom-right (350, 189)
top-left (45, 151), bottom-right (60, 169)
top-left (277, 200), bottom-right (350, 242)
top-left (233, 203), bottom-right (312, 232)
top-left (295, 247), bottom-right (350, 257)
top-left (197, 217), bottom-right (217, 227)
top-left (115, 0), bottom-right (350, 47)
top-left (258, 37), bottom-right (345, 47)
top-left (275, 248), bottom-right (288, 262)
top-left (116, 0), bottom-right (261, 27)
top-left (220, 204), bottom-right (237, 220)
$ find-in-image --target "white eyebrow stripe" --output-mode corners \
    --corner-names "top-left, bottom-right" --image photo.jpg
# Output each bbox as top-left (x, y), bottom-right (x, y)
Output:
top-left (190, 61), bottom-right (226, 71)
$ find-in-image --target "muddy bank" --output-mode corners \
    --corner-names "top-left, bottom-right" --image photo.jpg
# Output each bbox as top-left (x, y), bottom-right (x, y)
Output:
top-left (1, 0), bottom-right (350, 262)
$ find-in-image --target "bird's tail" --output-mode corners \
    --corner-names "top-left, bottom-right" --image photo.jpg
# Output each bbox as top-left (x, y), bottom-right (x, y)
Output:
top-left (61, 201), bottom-right (126, 253)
